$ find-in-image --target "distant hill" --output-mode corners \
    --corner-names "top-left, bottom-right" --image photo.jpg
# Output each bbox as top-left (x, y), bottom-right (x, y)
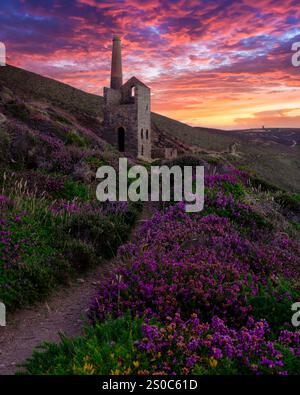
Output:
top-left (174, 126), bottom-right (300, 192)
top-left (0, 65), bottom-right (103, 118)
top-left (1, 65), bottom-right (300, 192)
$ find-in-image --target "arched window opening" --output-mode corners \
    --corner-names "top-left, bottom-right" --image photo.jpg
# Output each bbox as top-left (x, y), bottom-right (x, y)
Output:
top-left (141, 145), bottom-right (144, 156)
top-left (118, 127), bottom-right (125, 152)
top-left (131, 86), bottom-right (136, 97)
top-left (141, 128), bottom-right (144, 139)
top-left (146, 129), bottom-right (149, 140)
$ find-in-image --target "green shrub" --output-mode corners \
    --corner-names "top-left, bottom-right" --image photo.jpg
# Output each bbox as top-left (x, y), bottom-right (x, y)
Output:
top-left (85, 156), bottom-right (106, 169)
top-left (222, 181), bottom-right (245, 199)
top-left (21, 315), bottom-right (145, 375)
top-left (243, 278), bottom-right (300, 334)
top-left (48, 110), bottom-right (72, 125)
top-left (22, 313), bottom-right (298, 376)
top-left (65, 130), bottom-right (89, 147)
top-left (59, 204), bottom-right (139, 265)
top-left (275, 345), bottom-right (300, 375)
top-left (5, 101), bottom-right (30, 122)
top-left (249, 175), bottom-right (281, 193)
top-left (63, 239), bottom-right (98, 271)
top-left (275, 192), bottom-right (300, 212)
top-left (291, 222), bottom-right (300, 233)
top-left (206, 156), bottom-right (222, 166)
top-left (0, 188), bottom-right (139, 309)
top-left (10, 130), bottom-right (37, 170)
top-left (64, 212), bottom-right (123, 259)
top-left (55, 179), bottom-right (90, 200)
top-left (193, 358), bottom-right (239, 375)
top-left (0, 208), bottom-right (68, 308)
top-left (0, 128), bottom-right (10, 162)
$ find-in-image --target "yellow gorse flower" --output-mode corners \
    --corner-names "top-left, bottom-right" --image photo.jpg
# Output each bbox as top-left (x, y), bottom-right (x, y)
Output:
top-left (209, 357), bottom-right (218, 369)
top-left (72, 364), bottom-right (81, 374)
top-left (83, 363), bottom-right (95, 375)
top-left (133, 360), bottom-right (140, 368)
top-left (124, 367), bottom-right (132, 374)
top-left (111, 369), bottom-right (121, 375)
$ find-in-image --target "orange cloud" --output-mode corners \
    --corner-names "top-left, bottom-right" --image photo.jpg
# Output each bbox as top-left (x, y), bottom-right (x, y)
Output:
top-left (2, 0), bottom-right (300, 128)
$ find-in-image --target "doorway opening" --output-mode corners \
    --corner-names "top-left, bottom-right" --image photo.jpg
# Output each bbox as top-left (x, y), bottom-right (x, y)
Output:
top-left (118, 127), bottom-right (125, 152)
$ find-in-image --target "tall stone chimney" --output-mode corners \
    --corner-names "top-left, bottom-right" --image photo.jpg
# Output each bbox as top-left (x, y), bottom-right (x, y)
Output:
top-left (110, 36), bottom-right (123, 90)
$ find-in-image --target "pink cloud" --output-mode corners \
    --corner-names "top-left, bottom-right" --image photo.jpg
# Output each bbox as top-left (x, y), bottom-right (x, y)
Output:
top-left (3, 0), bottom-right (300, 128)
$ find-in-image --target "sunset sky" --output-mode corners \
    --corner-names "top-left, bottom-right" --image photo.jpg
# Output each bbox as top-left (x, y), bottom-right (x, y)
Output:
top-left (1, 0), bottom-right (300, 129)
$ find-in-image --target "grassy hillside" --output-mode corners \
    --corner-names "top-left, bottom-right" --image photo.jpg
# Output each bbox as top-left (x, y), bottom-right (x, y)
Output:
top-left (153, 114), bottom-right (300, 192)
top-left (23, 170), bottom-right (300, 375)
top-left (0, 65), bottom-right (140, 309)
top-left (0, 65), bottom-right (103, 118)
top-left (186, 127), bottom-right (300, 192)
top-left (1, 64), bottom-right (299, 192)
top-left (0, 65), bottom-right (299, 376)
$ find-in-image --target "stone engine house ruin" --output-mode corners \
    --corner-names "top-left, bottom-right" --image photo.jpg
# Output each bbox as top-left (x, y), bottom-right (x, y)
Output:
top-left (103, 36), bottom-right (152, 160)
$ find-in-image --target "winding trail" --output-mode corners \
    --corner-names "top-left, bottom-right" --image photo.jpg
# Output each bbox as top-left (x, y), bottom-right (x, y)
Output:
top-left (0, 204), bottom-right (154, 375)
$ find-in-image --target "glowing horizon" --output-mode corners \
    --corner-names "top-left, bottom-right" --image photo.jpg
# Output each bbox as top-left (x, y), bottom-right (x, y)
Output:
top-left (1, 0), bottom-right (300, 129)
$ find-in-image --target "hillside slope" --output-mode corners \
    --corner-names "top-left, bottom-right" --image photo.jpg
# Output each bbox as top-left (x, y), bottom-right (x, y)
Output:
top-left (0, 64), bottom-right (140, 311)
top-left (0, 65), bottom-right (103, 118)
top-left (0, 65), bottom-right (299, 377)
top-left (1, 64), bottom-right (300, 192)
top-left (178, 126), bottom-right (300, 192)
top-left (153, 112), bottom-right (300, 192)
